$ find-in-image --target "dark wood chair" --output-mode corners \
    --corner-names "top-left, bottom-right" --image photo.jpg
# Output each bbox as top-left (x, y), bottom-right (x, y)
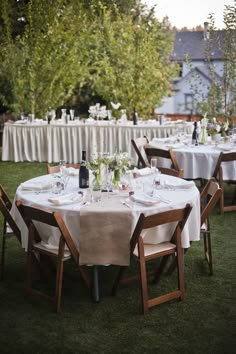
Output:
top-left (167, 178), bottom-right (222, 276)
top-left (47, 163), bottom-right (80, 174)
top-left (131, 136), bottom-right (149, 168)
top-left (212, 151), bottom-right (236, 214)
top-left (157, 167), bottom-right (184, 178)
top-left (144, 147), bottom-right (184, 177)
top-left (0, 184), bottom-right (21, 280)
top-left (111, 204), bottom-right (192, 314)
top-left (15, 200), bottom-right (91, 313)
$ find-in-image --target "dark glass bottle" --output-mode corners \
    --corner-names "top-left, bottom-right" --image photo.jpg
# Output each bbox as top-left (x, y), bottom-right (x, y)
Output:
top-left (192, 121), bottom-right (198, 145)
top-left (133, 107), bottom-right (138, 125)
top-left (79, 150), bottom-right (89, 188)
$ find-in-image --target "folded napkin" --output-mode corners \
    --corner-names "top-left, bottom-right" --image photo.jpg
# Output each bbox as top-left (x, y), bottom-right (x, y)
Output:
top-left (164, 180), bottom-right (195, 190)
top-left (21, 181), bottom-right (52, 191)
top-left (15, 119), bottom-right (27, 124)
top-left (129, 192), bottom-right (159, 206)
top-left (66, 167), bottom-right (79, 176)
top-left (133, 167), bottom-right (153, 177)
top-left (48, 193), bottom-right (83, 206)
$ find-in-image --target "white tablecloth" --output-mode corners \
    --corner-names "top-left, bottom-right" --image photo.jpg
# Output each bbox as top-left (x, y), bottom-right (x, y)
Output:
top-left (2, 120), bottom-right (193, 163)
top-left (12, 172), bottom-right (200, 265)
top-left (148, 140), bottom-right (236, 180)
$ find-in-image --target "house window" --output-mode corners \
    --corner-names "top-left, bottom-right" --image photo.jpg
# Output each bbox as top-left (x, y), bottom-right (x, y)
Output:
top-left (178, 62), bottom-right (183, 77)
top-left (185, 94), bottom-right (193, 111)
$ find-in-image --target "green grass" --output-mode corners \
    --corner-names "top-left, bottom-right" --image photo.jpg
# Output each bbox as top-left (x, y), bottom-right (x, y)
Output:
top-left (0, 161), bottom-right (235, 354)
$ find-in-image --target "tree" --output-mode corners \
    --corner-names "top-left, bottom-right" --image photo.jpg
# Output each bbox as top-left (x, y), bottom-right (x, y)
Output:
top-left (202, 1), bottom-right (236, 120)
top-left (88, 2), bottom-right (177, 118)
top-left (0, 0), bottom-right (97, 117)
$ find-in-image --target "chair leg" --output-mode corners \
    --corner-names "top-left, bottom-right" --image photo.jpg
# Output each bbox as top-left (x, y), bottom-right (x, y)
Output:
top-left (54, 238), bottom-right (65, 313)
top-left (203, 231), bottom-right (213, 275)
top-left (139, 256), bottom-right (149, 315)
top-left (111, 266), bottom-right (127, 296)
top-left (176, 248), bottom-right (184, 301)
top-left (0, 234), bottom-right (6, 280)
top-left (152, 255), bottom-right (170, 283)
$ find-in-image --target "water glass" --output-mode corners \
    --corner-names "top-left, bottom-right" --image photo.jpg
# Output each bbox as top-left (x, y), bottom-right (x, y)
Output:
top-left (92, 182), bottom-right (102, 202)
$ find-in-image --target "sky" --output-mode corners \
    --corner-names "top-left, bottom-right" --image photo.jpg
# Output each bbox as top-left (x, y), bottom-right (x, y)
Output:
top-left (143, 0), bottom-right (234, 29)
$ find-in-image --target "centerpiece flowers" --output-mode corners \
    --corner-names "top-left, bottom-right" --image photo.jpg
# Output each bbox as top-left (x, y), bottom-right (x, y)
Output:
top-left (85, 152), bottom-right (131, 187)
top-left (107, 152), bottom-right (131, 185)
top-left (207, 116), bottom-right (229, 138)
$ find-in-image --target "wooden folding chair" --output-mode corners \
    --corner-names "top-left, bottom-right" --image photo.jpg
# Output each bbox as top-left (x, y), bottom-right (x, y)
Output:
top-left (111, 204), bottom-right (192, 314)
top-left (131, 136), bottom-right (149, 168)
top-left (167, 178), bottom-right (222, 276)
top-left (0, 184), bottom-right (21, 280)
top-left (47, 163), bottom-right (80, 174)
top-left (144, 147), bottom-right (184, 177)
top-left (16, 201), bottom-right (91, 313)
top-left (212, 151), bottom-right (236, 214)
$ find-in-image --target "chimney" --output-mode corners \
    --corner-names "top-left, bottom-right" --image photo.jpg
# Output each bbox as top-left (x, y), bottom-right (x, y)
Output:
top-left (204, 22), bottom-right (209, 40)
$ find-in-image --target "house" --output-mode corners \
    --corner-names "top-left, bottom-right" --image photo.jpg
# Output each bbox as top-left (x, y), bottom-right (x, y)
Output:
top-left (155, 23), bottom-right (224, 115)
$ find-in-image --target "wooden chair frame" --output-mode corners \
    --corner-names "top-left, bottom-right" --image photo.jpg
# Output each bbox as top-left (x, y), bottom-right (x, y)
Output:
top-left (16, 201), bottom-right (91, 313)
top-left (212, 151), bottom-right (236, 214)
top-left (144, 147), bottom-right (183, 177)
top-left (167, 178), bottom-right (222, 276)
top-left (47, 163), bottom-right (80, 174)
top-left (131, 136), bottom-right (149, 169)
top-left (111, 204), bottom-right (192, 314)
top-left (0, 184), bottom-right (21, 280)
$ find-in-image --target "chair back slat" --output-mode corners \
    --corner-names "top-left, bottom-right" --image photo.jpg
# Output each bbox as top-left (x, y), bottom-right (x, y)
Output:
top-left (0, 185), bottom-right (21, 242)
top-left (200, 178), bottom-right (222, 226)
top-left (131, 136), bottom-right (149, 168)
top-left (144, 147), bottom-right (181, 172)
top-left (130, 204), bottom-right (192, 254)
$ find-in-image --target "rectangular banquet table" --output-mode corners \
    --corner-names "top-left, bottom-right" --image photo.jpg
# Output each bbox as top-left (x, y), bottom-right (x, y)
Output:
top-left (2, 120), bottom-right (193, 163)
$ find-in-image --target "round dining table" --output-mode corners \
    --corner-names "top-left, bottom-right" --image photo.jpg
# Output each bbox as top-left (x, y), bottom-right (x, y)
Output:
top-left (11, 169), bottom-right (201, 301)
top-left (148, 137), bottom-right (236, 180)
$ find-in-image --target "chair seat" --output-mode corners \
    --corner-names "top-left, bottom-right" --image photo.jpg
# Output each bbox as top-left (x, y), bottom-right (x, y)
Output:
top-left (134, 242), bottom-right (176, 257)
top-left (34, 242), bottom-right (71, 259)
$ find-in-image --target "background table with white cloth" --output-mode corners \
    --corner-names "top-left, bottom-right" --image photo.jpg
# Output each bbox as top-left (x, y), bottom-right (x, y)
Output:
top-left (148, 138), bottom-right (236, 180)
top-left (2, 120), bottom-right (193, 163)
top-left (12, 171), bottom-right (200, 266)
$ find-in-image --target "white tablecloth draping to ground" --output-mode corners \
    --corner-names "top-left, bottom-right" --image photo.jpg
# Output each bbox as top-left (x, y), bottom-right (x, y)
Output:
top-left (12, 172), bottom-right (200, 265)
top-left (2, 120), bottom-right (193, 163)
top-left (148, 139), bottom-right (236, 180)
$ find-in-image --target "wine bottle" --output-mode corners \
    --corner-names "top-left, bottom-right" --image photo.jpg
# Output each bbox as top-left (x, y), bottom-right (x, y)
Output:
top-left (192, 121), bottom-right (198, 145)
top-left (133, 107), bottom-right (138, 125)
top-left (79, 150), bottom-right (89, 188)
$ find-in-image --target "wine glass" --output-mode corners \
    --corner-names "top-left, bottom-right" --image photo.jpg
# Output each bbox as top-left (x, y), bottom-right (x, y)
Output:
top-left (59, 160), bottom-right (66, 176)
top-left (150, 158), bottom-right (158, 174)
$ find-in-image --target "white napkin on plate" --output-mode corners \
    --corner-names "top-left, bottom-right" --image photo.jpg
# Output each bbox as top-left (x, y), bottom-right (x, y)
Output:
top-left (164, 180), bottom-right (195, 190)
top-left (130, 192), bottom-right (159, 206)
top-left (21, 181), bottom-right (52, 191)
top-left (133, 167), bottom-right (153, 177)
top-left (48, 193), bottom-right (83, 206)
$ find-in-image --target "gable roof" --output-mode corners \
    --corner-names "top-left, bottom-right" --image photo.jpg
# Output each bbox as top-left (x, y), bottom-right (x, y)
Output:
top-left (171, 30), bottom-right (224, 61)
top-left (174, 66), bottom-right (223, 88)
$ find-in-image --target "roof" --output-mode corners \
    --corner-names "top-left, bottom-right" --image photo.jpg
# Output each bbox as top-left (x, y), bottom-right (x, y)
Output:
top-left (171, 30), bottom-right (224, 61)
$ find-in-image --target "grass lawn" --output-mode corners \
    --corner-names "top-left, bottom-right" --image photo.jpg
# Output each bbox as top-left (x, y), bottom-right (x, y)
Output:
top-left (0, 160), bottom-right (235, 354)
